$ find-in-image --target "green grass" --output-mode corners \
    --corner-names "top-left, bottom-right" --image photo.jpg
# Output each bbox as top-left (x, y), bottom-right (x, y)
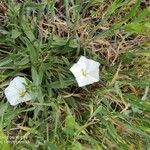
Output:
top-left (0, 0), bottom-right (150, 149)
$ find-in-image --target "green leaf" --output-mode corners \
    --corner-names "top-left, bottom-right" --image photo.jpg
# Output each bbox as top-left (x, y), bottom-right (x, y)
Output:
top-left (64, 115), bottom-right (76, 136)
top-left (0, 131), bottom-right (10, 150)
top-left (125, 22), bottom-right (146, 33)
top-left (24, 38), bottom-right (39, 65)
top-left (48, 78), bottom-right (75, 89)
top-left (11, 30), bottom-right (21, 39)
top-left (72, 142), bottom-right (83, 150)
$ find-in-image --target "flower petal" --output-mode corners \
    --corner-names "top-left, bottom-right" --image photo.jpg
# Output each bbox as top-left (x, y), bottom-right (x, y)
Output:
top-left (88, 68), bottom-right (100, 81)
top-left (77, 56), bottom-right (88, 70)
top-left (9, 76), bottom-right (26, 91)
top-left (20, 92), bottom-right (32, 103)
top-left (70, 63), bottom-right (82, 78)
top-left (4, 86), bottom-right (20, 106)
top-left (76, 75), bottom-right (99, 87)
top-left (70, 56), bottom-right (100, 87)
top-left (86, 59), bottom-right (100, 73)
top-left (4, 76), bottom-right (31, 106)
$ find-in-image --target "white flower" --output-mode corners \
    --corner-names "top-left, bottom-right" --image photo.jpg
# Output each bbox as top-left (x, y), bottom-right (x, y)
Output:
top-left (4, 76), bottom-right (31, 106)
top-left (70, 56), bottom-right (100, 87)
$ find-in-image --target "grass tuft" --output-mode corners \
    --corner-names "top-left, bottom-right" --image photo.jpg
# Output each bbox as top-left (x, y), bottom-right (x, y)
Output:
top-left (0, 0), bottom-right (150, 149)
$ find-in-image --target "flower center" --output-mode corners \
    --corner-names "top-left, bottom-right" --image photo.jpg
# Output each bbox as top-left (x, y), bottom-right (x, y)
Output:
top-left (81, 69), bottom-right (88, 77)
top-left (18, 90), bottom-right (26, 97)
